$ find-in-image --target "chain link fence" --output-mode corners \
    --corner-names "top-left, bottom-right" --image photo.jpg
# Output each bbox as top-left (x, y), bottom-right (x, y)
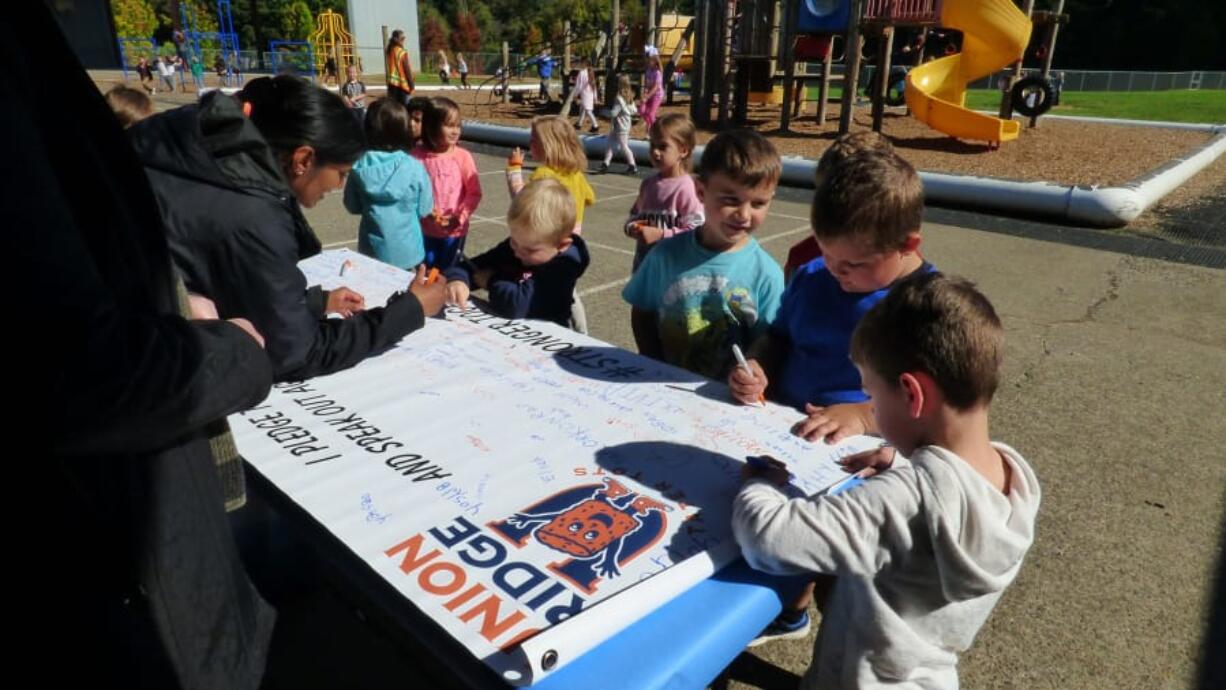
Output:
top-left (795, 63), bottom-right (1226, 92)
top-left (967, 69), bottom-right (1226, 92)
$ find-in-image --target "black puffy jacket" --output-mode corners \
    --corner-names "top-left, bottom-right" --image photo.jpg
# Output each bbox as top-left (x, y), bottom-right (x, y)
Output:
top-left (8, 7), bottom-right (275, 687)
top-left (131, 93), bottom-right (425, 381)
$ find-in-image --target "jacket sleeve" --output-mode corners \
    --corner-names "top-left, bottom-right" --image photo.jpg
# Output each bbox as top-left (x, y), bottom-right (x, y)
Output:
top-left (665, 180), bottom-right (705, 238)
top-left (456, 149), bottom-right (483, 227)
top-left (415, 164), bottom-right (435, 222)
top-left (489, 251), bottom-right (582, 322)
top-left (6, 110), bottom-right (272, 456)
top-left (304, 285), bottom-right (327, 318)
top-left (221, 217), bottom-right (425, 381)
top-left (731, 471), bottom-right (922, 577)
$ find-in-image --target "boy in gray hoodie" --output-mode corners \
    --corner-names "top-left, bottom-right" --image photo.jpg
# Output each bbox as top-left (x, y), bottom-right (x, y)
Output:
top-left (733, 271), bottom-right (1041, 689)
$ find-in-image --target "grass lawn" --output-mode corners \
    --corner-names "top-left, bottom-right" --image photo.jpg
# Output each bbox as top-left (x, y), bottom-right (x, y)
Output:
top-left (784, 85), bottom-right (1224, 124)
top-left (964, 88), bottom-right (1226, 123)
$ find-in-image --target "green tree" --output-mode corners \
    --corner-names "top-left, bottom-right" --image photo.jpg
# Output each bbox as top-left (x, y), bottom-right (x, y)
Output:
top-left (420, 7), bottom-right (452, 53)
top-left (280, 0), bottom-right (314, 41)
top-left (452, 12), bottom-right (482, 53)
top-left (110, 0), bottom-right (159, 37)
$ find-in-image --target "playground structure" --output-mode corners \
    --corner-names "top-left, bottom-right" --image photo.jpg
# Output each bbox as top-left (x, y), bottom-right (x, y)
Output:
top-left (179, 0), bottom-right (242, 77)
top-left (311, 9), bottom-right (359, 77)
top-left (905, 0), bottom-right (1031, 142)
top-left (269, 40), bottom-right (316, 78)
top-left (666, 0), bottom-right (1069, 144)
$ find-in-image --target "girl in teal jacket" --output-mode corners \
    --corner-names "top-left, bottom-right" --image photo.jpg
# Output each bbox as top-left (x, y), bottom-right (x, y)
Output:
top-left (344, 98), bottom-right (434, 269)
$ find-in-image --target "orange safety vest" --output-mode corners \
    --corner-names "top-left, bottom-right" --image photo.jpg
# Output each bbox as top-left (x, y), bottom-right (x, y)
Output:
top-left (386, 45), bottom-right (413, 93)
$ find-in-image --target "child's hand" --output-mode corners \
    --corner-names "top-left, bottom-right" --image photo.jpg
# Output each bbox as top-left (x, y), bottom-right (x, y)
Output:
top-left (409, 265), bottom-right (446, 316)
top-left (791, 402), bottom-right (872, 444)
top-left (638, 224), bottom-right (666, 245)
top-left (741, 455), bottom-right (790, 486)
top-left (728, 358), bottom-right (768, 406)
top-left (326, 286), bottom-right (366, 317)
top-left (838, 446), bottom-right (897, 478)
top-left (508, 147), bottom-right (524, 167)
top-left (445, 280), bottom-right (470, 307)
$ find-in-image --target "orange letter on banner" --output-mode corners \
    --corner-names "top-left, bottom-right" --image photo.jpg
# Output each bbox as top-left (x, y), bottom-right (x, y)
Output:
top-left (459, 594), bottom-right (528, 643)
top-left (385, 533), bottom-right (441, 574)
top-left (444, 583), bottom-right (488, 611)
top-left (419, 561), bottom-right (466, 596)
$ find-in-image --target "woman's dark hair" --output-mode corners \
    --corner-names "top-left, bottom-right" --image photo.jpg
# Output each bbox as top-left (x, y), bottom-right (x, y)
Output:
top-left (422, 97), bottom-right (461, 152)
top-left (238, 75), bottom-right (364, 167)
top-left (364, 97), bottom-right (414, 151)
top-left (386, 29), bottom-right (405, 54)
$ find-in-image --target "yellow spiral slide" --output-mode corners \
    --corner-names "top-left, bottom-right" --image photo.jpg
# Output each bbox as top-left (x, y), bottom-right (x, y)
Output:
top-left (904, 0), bottom-right (1033, 143)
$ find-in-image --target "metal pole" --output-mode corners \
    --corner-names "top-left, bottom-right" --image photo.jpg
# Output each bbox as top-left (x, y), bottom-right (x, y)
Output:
top-left (780, 0), bottom-right (798, 132)
top-left (691, 0), bottom-right (711, 125)
top-left (607, 0), bottom-right (621, 109)
top-left (999, 0), bottom-right (1034, 120)
top-left (870, 25), bottom-right (894, 132)
top-left (501, 41), bottom-right (510, 103)
top-left (717, 0), bottom-right (734, 126)
top-left (839, 0), bottom-right (864, 134)
top-left (1040, 0), bottom-right (1064, 77)
top-left (647, 0), bottom-right (658, 49)
top-left (817, 38), bottom-right (834, 126)
top-left (563, 20), bottom-right (572, 74)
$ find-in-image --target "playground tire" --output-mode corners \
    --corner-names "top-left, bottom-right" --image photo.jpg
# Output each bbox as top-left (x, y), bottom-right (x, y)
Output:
top-left (1011, 76), bottom-right (1054, 117)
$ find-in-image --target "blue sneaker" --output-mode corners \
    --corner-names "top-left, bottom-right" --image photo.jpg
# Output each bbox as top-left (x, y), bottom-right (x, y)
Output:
top-left (748, 610), bottom-right (811, 647)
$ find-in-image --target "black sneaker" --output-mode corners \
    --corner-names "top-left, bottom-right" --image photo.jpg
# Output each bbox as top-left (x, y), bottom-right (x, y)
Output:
top-left (626, 165), bottom-right (639, 176)
top-left (589, 125), bottom-right (599, 133)
top-left (598, 162), bottom-right (609, 174)
top-left (747, 610), bottom-right (811, 647)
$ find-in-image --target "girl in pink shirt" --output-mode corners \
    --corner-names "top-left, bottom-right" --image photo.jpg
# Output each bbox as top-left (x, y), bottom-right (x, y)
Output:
top-left (624, 113), bottom-right (704, 270)
top-left (413, 97), bottom-right (483, 269)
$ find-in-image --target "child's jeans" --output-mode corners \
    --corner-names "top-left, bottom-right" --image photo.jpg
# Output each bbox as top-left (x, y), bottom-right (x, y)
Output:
top-left (603, 131), bottom-right (634, 167)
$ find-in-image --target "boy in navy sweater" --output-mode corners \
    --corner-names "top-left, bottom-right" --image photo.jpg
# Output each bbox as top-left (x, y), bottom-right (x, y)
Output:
top-left (445, 178), bottom-right (590, 327)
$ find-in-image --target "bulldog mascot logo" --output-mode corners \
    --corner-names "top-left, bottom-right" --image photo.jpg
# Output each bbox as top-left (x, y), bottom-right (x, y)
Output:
top-left (488, 478), bottom-right (671, 593)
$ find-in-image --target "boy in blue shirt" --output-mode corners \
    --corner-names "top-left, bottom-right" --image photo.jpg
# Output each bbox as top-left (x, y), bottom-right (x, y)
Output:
top-left (731, 149), bottom-right (931, 441)
top-left (622, 129), bottom-right (785, 379)
top-left (728, 147), bottom-right (933, 643)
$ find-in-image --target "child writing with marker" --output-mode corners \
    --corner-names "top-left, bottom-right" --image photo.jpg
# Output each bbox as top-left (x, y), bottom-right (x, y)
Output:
top-left (733, 272), bottom-right (1040, 688)
top-left (413, 97), bottom-right (483, 269)
top-left (782, 132), bottom-right (896, 282)
top-left (728, 147), bottom-right (935, 643)
top-left (444, 178), bottom-right (590, 326)
top-left (623, 113), bottom-right (704, 270)
top-left (344, 97), bottom-right (434, 270)
top-left (622, 129), bottom-right (785, 379)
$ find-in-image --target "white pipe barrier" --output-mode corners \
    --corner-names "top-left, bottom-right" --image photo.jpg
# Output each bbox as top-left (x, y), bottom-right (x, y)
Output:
top-left (462, 121), bottom-right (1226, 228)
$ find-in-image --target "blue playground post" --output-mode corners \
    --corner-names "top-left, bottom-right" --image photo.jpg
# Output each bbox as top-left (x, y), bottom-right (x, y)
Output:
top-left (269, 40), bottom-right (317, 78)
top-left (180, 0), bottom-right (243, 86)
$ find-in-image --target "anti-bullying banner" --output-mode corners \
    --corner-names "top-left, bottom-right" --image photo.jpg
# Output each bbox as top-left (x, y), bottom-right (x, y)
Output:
top-left (230, 250), bottom-right (877, 685)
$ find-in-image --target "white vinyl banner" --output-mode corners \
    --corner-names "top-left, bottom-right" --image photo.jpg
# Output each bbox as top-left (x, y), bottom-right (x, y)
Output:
top-left (231, 250), bottom-right (879, 685)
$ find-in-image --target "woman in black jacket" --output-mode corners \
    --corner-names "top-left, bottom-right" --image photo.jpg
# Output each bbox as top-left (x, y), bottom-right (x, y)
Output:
top-left (7, 6), bottom-right (275, 687)
top-left (131, 75), bottom-right (445, 382)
